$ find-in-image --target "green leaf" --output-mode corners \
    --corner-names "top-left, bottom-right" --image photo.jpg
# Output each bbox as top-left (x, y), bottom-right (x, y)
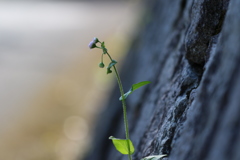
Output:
top-left (119, 81), bottom-right (151, 100)
top-left (107, 60), bottom-right (117, 74)
top-left (107, 67), bottom-right (112, 74)
top-left (141, 155), bottom-right (167, 160)
top-left (109, 136), bottom-right (135, 155)
top-left (108, 60), bottom-right (117, 68)
top-left (131, 81), bottom-right (151, 92)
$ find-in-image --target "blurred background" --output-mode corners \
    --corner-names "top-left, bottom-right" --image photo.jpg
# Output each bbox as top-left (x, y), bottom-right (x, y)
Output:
top-left (0, 0), bottom-right (144, 160)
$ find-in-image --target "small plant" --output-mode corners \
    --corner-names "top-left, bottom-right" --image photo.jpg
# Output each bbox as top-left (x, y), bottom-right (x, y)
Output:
top-left (88, 37), bottom-right (166, 160)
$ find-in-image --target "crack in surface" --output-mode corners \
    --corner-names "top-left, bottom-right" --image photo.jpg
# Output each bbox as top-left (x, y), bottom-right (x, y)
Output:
top-left (137, 0), bottom-right (230, 158)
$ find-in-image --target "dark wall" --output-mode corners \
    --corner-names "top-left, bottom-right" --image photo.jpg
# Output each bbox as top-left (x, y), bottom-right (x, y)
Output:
top-left (84, 0), bottom-right (240, 160)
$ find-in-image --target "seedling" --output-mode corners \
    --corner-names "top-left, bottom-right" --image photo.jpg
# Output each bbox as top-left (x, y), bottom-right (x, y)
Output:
top-left (88, 37), bottom-right (166, 160)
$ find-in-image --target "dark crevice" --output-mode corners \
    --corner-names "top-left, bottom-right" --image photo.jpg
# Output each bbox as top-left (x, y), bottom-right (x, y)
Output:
top-left (212, 1), bottom-right (230, 35)
top-left (179, 63), bottom-right (203, 96)
top-left (213, 10), bottom-right (227, 35)
top-left (185, 0), bottom-right (230, 66)
top-left (186, 86), bottom-right (197, 100)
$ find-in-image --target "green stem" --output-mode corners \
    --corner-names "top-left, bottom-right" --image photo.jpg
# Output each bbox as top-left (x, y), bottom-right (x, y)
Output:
top-left (101, 53), bottom-right (104, 63)
top-left (106, 52), bottom-right (132, 160)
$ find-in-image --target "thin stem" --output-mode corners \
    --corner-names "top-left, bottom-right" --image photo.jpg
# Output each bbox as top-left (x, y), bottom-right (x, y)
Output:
top-left (101, 53), bottom-right (104, 63)
top-left (106, 52), bottom-right (132, 160)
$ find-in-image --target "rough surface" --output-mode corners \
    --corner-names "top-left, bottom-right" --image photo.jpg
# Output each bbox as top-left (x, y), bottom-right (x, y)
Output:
top-left (84, 0), bottom-right (240, 160)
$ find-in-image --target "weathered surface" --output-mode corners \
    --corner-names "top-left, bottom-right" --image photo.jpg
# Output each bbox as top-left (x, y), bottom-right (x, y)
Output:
top-left (84, 0), bottom-right (240, 160)
top-left (185, 0), bottom-right (228, 65)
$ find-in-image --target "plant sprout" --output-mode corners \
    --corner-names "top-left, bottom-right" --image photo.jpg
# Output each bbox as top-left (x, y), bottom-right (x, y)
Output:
top-left (88, 37), bottom-right (166, 160)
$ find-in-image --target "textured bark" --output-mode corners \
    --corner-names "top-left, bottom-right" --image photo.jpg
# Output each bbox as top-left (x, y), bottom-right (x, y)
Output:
top-left (84, 0), bottom-right (240, 160)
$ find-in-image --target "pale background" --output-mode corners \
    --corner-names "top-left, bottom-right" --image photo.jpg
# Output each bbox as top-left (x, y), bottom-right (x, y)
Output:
top-left (0, 1), bottom-right (144, 160)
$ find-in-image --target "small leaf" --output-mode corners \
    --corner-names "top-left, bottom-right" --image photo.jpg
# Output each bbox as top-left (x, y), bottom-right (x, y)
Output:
top-left (109, 136), bottom-right (135, 155)
top-left (108, 60), bottom-right (117, 68)
top-left (131, 81), bottom-right (151, 92)
top-left (119, 81), bottom-right (151, 100)
top-left (107, 67), bottom-right (112, 74)
top-left (107, 60), bottom-right (117, 74)
top-left (141, 155), bottom-right (167, 160)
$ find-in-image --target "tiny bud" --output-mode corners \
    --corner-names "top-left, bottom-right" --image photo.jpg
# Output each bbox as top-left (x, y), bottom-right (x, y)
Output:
top-left (93, 37), bottom-right (99, 43)
top-left (88, 41), bottom-right (96, 49)
top-left (99, 62), bottom-right (105, 68)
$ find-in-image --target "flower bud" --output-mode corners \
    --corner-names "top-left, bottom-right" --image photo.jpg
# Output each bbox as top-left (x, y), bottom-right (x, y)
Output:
top-left (93, 37), bottom-right (99, 43)
top-left (88, 41), bottom-right (96, 49)
top-left (99, 62), bottom-right (105, 68)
